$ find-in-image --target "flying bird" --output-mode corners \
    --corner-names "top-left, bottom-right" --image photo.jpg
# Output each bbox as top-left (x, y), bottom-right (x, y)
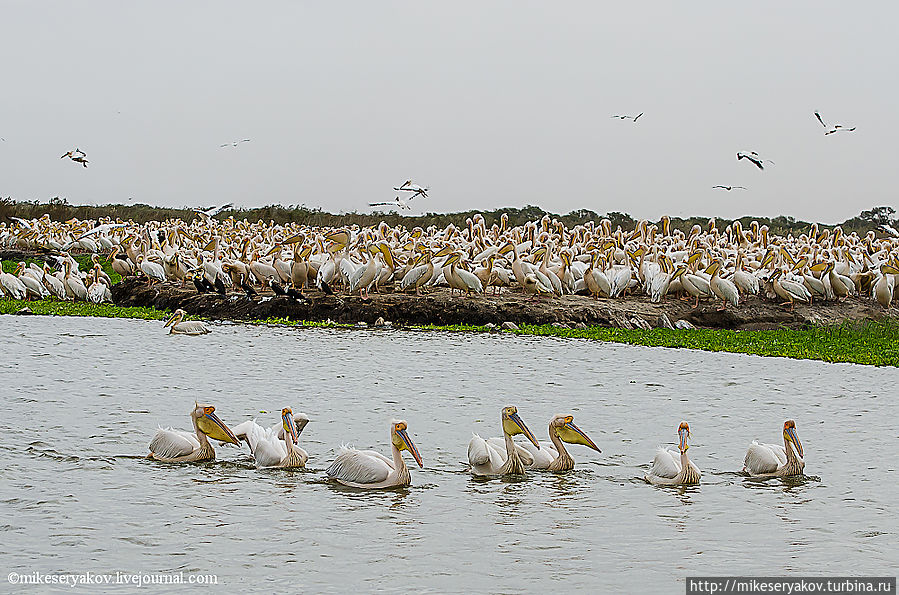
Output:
top-left (815, 111), bottom-right (855, 135)
top-left (825, 125), bottom-right (856, 136)
top-left (60, 148), bottom-right (86, 159)
top-left (220, 139), bottom-right (251, 147)
top-left (712, 185), bottom-right (746, 191)
top-left (394, 180), bottom-right (429, 199)
top-left (736, 151), bottom-right (773, 170)
top-left (193, 203), bottom-right (233, 222)
top-left (611, 113), bottom-right (643, 122)
top-left (370, 196), bottom-right (411, 211)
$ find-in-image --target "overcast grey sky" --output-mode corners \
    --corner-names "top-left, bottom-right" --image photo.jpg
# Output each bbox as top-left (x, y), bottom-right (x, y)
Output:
top-left (2, 1), bottom-right (896, 223)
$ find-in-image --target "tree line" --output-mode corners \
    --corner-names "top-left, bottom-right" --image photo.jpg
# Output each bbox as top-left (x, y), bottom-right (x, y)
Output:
top-left (0, 196), bottom-right (893, 237)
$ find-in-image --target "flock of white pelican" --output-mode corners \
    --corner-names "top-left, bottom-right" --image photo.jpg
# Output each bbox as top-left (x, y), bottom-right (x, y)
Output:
top-left (2, 211), bottom-right (899, 312)
top-left (147, 403), bottom-right (805, 489)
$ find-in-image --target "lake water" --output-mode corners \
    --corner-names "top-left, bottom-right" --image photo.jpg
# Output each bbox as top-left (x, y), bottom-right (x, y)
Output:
top-left (0, 315), bottom-right (896, 593)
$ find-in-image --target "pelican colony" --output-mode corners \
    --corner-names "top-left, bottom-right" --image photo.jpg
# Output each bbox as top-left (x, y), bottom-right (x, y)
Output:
top-left (2, 212), bottom-right (898, 309)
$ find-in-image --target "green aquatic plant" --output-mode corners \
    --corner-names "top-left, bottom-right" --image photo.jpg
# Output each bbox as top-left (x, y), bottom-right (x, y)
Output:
top-left (0, 299), bottom-right (167, 320)
top-left (2, 294), bottom-right (896, 366)
top-left (508, 320), bottom-right (899, 367)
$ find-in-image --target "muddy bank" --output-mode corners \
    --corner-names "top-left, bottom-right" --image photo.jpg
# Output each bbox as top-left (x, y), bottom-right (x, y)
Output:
top-left (110, 276), bottom-right (893, 330)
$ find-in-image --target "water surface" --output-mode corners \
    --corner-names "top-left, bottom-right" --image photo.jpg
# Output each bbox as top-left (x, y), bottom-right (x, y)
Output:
top-left (1, 316), bottom-right (896, 593)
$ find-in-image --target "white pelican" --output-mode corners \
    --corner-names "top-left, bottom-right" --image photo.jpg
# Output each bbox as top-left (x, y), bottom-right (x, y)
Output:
top-left (874, 263), bottom-right (898, 308)
top-left (706, 260), bottom-right (739, 309)
top-left (348, 244), bottom-right (381, 299)
top-left (63, 260), bottom-right (88, 302)
top-left (163, 309), bottom-right (210, 335)
top-left (399, 252), bottom-right (436, 295)
top-left (148, 403), bottom-right (242, 462)
top-left (0, 269), bottom-right (27, 299)
top-left (584, 253), bottom-right (612, 299)
top-left (13, 263), bottom-right (48, 299)
top-left (137, 254), bottom-right (166, 285)
top-left (522, 273), bottom-right (553, 298)
top-left (326, 419), bottom-right (423, 489)
top-left (237, 408), bottom-right (308, 469)
top-left (674, 265), bottom-right (711, 308)
top-left (743, 420), bottom-right (805, 478)
top-left (42, 265), bottom-right (66, 299)
top-left (768, 269), bottom-right (810, 311)
top-left (468, 406), bottom-right (541, 476)
top-left (644, 422), bottom-right (701, 486)
top-left (443, 252), bottom-right (483, 296)
top-left (86, 267), bottom-right (112, 303)
top-left (517, 414), bottom-right (601, 472)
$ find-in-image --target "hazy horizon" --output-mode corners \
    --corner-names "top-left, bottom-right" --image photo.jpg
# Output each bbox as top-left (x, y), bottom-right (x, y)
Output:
top-left (2, 2), bottom-right (896, 226)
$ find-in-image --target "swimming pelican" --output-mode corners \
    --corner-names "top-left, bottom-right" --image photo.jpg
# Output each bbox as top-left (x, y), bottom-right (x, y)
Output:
top-left (518, 414), bottom-right (601, 472)
top-left (147, 403), bottom-right (241, 462)
top-left (237, 408), bottom-right (308, 468)
top-left (743, 420), bottom-right (805, 478)
top-left (326, 419), bottom-right (423, 489)
top-left (468, 406), bottom-right (541, 476)
top-left (644, 422), bottom-right (701, 486)
top-left (163, 309), bottom-right (210, 335)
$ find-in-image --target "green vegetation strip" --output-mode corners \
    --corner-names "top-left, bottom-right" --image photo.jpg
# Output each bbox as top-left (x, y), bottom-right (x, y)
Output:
top-left (509, 321), bottom-right (899, 367)
top-left (0, 299), bottom-right (167, 320)
top-left (391, 321), bottom-right (899, 366)
top-left (2, 297), bottom-right (896, 366)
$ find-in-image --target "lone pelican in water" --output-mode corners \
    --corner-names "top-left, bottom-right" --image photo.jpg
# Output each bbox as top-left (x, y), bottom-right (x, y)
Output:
top-left (233, 408), bottom-right (308, 468)
top-left (468, 406), bottom-right (541, 476)
top-left (518, 414), bottom-right (601, 472)
top-left (644, 421), bottom-right (701, 485)
top-left (326, 420), bottom-right (423, 489)
top-left (163, 309), bottom-right (210, 335)
top-left (147, 403), bottom-right (241, 462)
top-left (743, 420), bottom-right (805, 478)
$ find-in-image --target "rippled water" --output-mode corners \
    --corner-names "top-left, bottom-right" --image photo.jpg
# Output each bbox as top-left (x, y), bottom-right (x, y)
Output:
top-left (1, 315), bottom-right (896, 593)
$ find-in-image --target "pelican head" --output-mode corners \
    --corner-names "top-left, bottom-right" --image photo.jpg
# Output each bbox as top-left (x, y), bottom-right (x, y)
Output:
top-left (163, 309), bottom-right (186, 328)
top-left (782, 420), bottom-right (803, 458)
top-left (551, 414), bottom-right (601, 452)
top-left (501, 406), bottom-right (540, 449)
top-left (433, 244), bottom-right (455, 258)
top-left (192, 403), bottom-right (241, 445)
top-left (282, 408), bottom-right (299, 444)
top-left (390, 420), bottom-right (423, 467)
top-left (704, 260), bottom-right (722, 276)
top-left (678, 421), bottom-right (691, 453)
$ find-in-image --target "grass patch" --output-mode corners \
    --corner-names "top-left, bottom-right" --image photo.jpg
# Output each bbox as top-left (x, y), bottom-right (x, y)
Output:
top-left (0, 299), bottom-right (168, 320)
top-left (508, 321), bottom-right (899, 367)
top-left (3, 292), bottom-right (896, 366)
